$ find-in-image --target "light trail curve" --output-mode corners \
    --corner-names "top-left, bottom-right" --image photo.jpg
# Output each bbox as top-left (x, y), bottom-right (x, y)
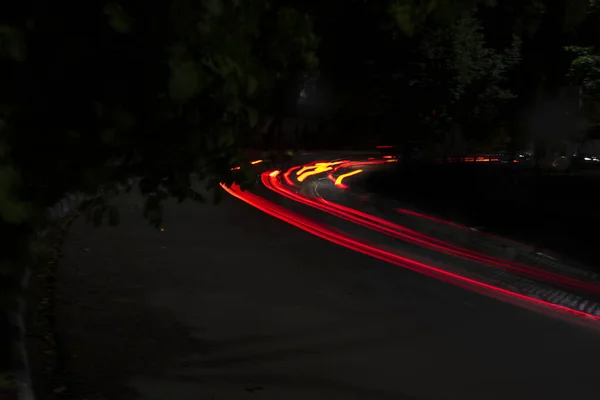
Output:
top-left (222, 155), bottom-right (600, 326)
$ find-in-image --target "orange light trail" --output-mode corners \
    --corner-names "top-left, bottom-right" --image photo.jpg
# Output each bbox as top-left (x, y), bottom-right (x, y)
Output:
top-left (334, 169), bottom-right (363, 189)
top-left (297, 166), bottom-right (333, 182)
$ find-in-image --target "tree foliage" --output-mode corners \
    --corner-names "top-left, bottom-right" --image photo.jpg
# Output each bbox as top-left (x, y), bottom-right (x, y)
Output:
top-left (1, 0), bottom-right (597, 299)
top-left (566, 1), bottom-right (600, 126)
top-left (407, 11), bottom-right (521, 148)
top-left (0, 0), bottom-right (317, 296)
top-left (338, 2), bottom-right (522, 149)
top-left (318, 0), bottom-right (590, 150)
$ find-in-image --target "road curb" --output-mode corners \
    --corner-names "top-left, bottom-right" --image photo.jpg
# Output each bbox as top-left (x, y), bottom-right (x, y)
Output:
top-left (8, 192), bottom-right (94, 400)
top-left (8, 267), bottom-right (34, 400)
top-left (8, 181), bottom-right (136, 400)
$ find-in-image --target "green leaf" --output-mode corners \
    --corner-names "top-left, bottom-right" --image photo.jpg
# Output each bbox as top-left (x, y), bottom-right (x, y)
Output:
top-left (0, 262), bottom-right (21, 277)
top-left (247, 75), bottom-right (258, 96)
top-left (169, 61), bottom-right (200, 103)
top-left (197, 21), bottom-right (211, 34)
top-left (218, 129), bottom-right (235, 147)
top-left (388, 3), bottom-right (415, 36)
top-left (244, 105), bottom-right (259, 128)
top-left (304, 51), bottom-right (319, 69)
top-left (0, 166), bottom-right (30, 224)
top-left (203, 0), bottom-right (224, 17)
top-left (0, 25), bottom-right (26, 61)
top-left (0, 139), bottom-right (10, 158)
top-left (94, 102), bottom-right (104, 117)
top-left (101, 129), bottom-right (116, 144)
top-left (201, 56), bottom-right (219, 73)
top-left (104, 3), bottom-right (132, 34)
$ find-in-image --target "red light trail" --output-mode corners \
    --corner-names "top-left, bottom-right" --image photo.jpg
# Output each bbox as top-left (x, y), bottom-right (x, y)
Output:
top-left (221, 155), bottom-right (600, 325)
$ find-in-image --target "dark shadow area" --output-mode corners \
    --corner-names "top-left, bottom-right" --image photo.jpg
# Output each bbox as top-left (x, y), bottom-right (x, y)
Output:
top-left (363, 163), bottom-right (600, 270)
top-left (0, 311), bottom-right (12, 372)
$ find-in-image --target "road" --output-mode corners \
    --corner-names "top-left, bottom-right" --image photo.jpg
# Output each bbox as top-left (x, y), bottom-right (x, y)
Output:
top-left (55, 153), bottom-right (600, 400)
top-left (230, 155), bottom-right (600, 319)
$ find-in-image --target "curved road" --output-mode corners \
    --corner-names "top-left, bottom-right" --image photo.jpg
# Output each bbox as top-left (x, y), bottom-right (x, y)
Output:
top-left (56, 153), bottom-right (600, 400)
top-left (226, 154), bottom-right (600, 321)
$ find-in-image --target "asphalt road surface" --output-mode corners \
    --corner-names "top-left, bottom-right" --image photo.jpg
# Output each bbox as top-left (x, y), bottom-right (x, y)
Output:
top-left (55, 154), bottom-right (600, 400)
